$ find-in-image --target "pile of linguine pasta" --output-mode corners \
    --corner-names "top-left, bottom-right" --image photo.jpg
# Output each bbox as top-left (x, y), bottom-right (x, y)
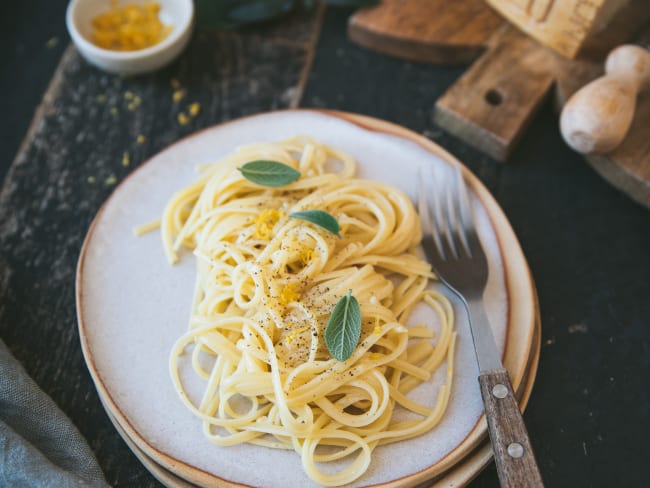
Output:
top-left (161, 137), bottom-right (456, 486)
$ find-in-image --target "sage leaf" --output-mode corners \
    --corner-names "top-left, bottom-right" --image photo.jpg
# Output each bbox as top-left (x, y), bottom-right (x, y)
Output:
top-left (289, 210), bottom-right (340, 237)
top-left (239, 160), bottom-right (300, 187)
top-left (325, 290), bottom-right (361, 361)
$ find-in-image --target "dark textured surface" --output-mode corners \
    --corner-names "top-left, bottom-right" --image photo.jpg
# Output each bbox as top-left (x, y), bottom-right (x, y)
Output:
top-left (1, 0), bottom-right (69, 182)
top-left (2, 3), bottom-right (650, 488)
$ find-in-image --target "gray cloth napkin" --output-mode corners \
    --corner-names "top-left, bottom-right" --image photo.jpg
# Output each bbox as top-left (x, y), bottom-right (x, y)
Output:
top-left (0, 338), bottom-right (109, 487)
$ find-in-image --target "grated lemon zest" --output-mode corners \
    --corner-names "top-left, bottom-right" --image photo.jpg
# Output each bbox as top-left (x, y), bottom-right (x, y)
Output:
top-left (255, 209), bottom-right (284, 240)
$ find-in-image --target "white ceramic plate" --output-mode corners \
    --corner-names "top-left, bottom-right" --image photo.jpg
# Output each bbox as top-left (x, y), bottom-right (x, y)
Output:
top-left (77, 110), bottom-right (538, 487)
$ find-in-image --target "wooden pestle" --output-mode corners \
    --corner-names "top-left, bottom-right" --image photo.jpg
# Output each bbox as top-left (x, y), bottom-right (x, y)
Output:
top-left (560, 45), bottom-right (650, 154)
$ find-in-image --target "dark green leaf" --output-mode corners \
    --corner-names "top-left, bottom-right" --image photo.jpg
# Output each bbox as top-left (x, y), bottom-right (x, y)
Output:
top-left (228, 0), bottom-right (297, 23)
top-left (195, 0), bottom-right (297, 30)
top-left (239, 160), bottom-right (301, 187)
top-left (325, 291), bottom-right (361, 361)
top-left (321, 0), bottom-right (378, 6)
top-left (289, 210), bottom-right (340, 236)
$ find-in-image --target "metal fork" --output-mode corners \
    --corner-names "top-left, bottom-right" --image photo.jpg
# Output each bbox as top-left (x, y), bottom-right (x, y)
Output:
top-left (418, 165), bottom-right (544, 488)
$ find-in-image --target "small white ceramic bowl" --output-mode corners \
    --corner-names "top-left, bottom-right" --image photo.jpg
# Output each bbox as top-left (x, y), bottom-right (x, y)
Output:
top-left (66, 0), bottom-right (194, 76)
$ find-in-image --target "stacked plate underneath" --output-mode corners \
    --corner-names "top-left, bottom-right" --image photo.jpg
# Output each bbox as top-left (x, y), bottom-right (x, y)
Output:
top-left (76, 111), bottom-right (541, 487)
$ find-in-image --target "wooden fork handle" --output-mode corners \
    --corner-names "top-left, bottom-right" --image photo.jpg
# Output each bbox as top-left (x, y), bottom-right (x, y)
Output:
top-left (478, 368), bottom-right (544, 487)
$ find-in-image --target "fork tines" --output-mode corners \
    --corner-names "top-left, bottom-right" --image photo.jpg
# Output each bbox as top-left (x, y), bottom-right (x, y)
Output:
top-left (418, 164), bottom-right (474, 262)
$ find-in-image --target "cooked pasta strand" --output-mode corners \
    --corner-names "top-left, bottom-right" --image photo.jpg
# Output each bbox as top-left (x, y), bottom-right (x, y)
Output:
top-left (165, 137), bottom-right (455, 486)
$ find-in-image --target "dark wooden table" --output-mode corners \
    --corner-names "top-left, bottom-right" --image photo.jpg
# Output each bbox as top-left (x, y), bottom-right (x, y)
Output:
top-left (2, 3), bottom-right (650, 487)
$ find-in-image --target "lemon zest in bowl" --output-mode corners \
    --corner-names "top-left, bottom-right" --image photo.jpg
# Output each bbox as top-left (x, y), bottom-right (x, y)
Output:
top-left (91, 1), bottom-right (172, 52)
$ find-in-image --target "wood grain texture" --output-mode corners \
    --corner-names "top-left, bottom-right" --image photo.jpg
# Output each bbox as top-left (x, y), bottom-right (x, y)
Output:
top-left (0, 8), bottom-right (321, 487)
top-left (348, 0), bottom-right (503, 64)
top-left (479, 369), bottom-right (544, 488)
top-left (583, 96), bottom-right (650, 208)
top-left (485, 0), bottom-right (626, 59)
top-left (576, 0), bottom-right (650, 60)
top-left (434, 26), bottom-right (556, 161)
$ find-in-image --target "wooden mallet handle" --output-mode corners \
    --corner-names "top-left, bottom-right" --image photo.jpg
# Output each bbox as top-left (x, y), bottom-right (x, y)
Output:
top-left (560, 45), bottom-right (650, 154)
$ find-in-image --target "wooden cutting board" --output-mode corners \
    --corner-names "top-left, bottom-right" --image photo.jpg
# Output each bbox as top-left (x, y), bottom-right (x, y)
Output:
top-left (349, 0), bottom-right (559, 161)
top-left (349, 0), bottom-right (650, 208)
top-left (348, 0), bottom-right (503, 65)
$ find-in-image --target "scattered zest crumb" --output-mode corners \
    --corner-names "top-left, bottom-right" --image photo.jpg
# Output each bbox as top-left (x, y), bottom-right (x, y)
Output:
top-left (96, 94), bottom-right (107, 103)
top-left (127, 95), bottom-right (142, 111)
top-left (188, 102), bottom-right (201, 116)
top-left (137, 134), bottom-right (146, 144)
top-left (110, 107), bottom-right (118, 116)
top-left (279, 283), bottom-right (300, 306)
top-left (173, 89), bottom-right (186, 103)
top-left (122, 151), bottom-right (130, 167)
top-left (177, 112), bottom-right (190, 125)
top-left (124, 91), bottom-right (134, 100)
top-left (87, 176), bottom-right (96, 184)
top-left (171, 78), bottom-right (181, 89)
top-left (46, 37), bottom-right (59, 49)
top-left (105, 175), bottom-right (117, 185)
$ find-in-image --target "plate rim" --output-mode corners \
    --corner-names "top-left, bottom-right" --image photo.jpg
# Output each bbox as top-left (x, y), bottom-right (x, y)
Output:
top-left (76, 109), bottom-right (539, 487)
